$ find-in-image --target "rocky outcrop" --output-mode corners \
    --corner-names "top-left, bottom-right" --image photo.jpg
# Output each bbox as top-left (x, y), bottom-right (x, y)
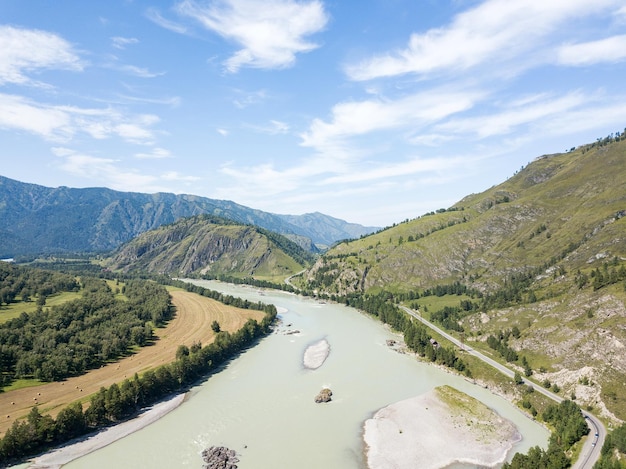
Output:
top-left (202, 446), bottom-right (239, 469)
top-left (314, 388), bottom-right (332, 403)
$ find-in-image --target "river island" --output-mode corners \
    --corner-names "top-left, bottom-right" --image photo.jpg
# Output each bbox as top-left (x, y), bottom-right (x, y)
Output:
top-left (364, 385), bottom-right (521, 469)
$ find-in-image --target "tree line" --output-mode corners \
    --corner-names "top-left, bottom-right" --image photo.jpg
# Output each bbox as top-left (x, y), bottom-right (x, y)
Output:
top-left (344, 291), bottom-right (470, 376)
top-left (503, 399), bottom-right (588, 469)
top-left (0, 281), bottom-right (277, 465)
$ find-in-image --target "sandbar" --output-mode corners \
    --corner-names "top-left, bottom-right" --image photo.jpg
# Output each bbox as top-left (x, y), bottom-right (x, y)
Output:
top-left (27, 393), bottom-right (185, 469)
top-left (303, 338), bottom-right (330, 369)
top-left (363, 385), bottom-right (521, 469)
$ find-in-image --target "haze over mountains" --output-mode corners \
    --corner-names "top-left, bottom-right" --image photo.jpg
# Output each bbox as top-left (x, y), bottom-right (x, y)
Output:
top-left (0, 175), bottom-right (378, 258)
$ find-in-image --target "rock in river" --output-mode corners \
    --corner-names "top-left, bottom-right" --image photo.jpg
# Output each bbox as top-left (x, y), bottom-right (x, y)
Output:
top-left (315, 388), bottom-right (333, 403)
top-left (202, 446), bottom-right (239, 469)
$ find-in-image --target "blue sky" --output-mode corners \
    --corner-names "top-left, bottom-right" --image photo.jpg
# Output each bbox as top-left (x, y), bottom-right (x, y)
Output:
top-left (1, 0), bottom-right (626, 227)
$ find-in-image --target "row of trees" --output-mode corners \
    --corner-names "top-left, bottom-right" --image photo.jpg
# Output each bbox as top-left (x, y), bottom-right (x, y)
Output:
top-left (0, 277), bottom-right (172, 385)
top-left (344, 292), bottom-right (471, 376)
top-left (0, 282), bottom-right (277, 464)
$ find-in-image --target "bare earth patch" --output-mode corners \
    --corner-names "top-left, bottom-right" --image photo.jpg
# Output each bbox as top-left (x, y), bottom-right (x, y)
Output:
top-left (0, 290), bottom-right (265, 436)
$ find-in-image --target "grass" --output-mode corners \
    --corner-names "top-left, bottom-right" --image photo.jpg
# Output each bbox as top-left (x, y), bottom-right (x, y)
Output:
top-left (415, 294), bottom-right (473, 319)
top-left (2, 378), bottom-right (46, 392)
top-left (0, 291), bottom-right (82, 324)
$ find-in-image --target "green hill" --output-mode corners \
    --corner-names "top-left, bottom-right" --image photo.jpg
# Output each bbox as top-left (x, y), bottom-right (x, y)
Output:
top-left (303, 138), bottom-right (626, 420)
top-left (106, 214), bottom-right (315, 281)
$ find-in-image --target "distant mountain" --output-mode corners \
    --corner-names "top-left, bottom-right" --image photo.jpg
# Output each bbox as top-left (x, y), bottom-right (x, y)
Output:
top-left (279, 211), bottom-right (379, 248)
top-left (105, 214), bottom-right (315, 278)
top-left (0, 176), bottom-right (378, 257)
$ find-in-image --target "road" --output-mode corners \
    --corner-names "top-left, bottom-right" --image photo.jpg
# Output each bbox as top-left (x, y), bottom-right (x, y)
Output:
top-left (399, 305), bottom-right (606, 469)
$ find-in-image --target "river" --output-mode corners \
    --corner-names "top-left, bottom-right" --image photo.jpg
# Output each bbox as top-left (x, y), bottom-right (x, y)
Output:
top-left (60, 280), bottom-right (548, 468)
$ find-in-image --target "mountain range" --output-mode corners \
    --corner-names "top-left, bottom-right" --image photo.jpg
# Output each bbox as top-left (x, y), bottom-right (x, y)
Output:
top-left (0, 175), bottom-right (378, 258)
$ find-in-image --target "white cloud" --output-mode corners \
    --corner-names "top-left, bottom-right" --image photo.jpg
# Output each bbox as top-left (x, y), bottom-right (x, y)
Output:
top-left (0, 93), bottom-right (72, 139)
top-left (111, 36), bottom-right (139, 49)
top-left (52, 147), bottom-right (197, 192)
top-left (0, 92), bottom-right (159, 144)
top-left (0, 25), bottom-right (83, 85)
top-left (436, 91), bottom-right (589, 139)
top-left (176, 0), bottom-right (328, 72)
top-left (135, 147), bottom-right (172, 159)
top-left (217, 128), bottom-right (229, 136)
top-left (345, 0), bottom-right (623, 81)
top-left (557, 35), bottom-right (626, 66)
top-left (300, 88), bottom-right (483, 153)
top-left (320, 156), bottom-right (466, 185)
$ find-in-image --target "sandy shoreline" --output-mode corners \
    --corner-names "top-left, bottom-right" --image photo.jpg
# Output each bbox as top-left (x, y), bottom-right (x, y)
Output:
top-left (26, 393), bottom-right (186, 469)
top-left (363, 386), bottom-right (521, 469)
top-left (303, 338), bottom-right (330, 369)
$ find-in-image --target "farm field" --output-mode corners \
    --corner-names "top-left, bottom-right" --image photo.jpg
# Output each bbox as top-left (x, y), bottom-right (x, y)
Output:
top-left (0, 290), bottom-right (265, 435)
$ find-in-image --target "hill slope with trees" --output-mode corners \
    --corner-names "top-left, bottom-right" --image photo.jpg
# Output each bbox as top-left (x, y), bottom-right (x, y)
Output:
top-left (302, 136), bottom-right (626, 421)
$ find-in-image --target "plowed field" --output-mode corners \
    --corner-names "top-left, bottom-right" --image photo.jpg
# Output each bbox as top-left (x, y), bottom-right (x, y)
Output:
top-left (0, 290), bottom-right (265, 435)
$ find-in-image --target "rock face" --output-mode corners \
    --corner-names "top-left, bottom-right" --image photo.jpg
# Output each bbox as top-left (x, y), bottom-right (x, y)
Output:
top-left (202, 446), bottom-right (239, 469)
top-left (315, 388), bottom-right (333, 403)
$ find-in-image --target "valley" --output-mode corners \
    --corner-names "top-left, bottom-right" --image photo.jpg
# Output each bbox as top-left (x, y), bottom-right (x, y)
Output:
top-left (0, 135), bottom-right (625, 468)
top-left (0, 289), bottom-right (264, 436)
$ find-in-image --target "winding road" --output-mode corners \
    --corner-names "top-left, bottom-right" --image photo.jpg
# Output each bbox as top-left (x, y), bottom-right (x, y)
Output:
top-left (399, 305), bottom-right (606, 468)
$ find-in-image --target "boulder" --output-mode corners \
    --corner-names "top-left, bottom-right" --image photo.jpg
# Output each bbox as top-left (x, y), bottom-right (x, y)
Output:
top-left (314, 388), bottom-right (332, 403)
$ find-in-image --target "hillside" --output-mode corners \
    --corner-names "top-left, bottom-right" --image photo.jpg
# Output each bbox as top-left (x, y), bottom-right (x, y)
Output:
top-left (106, 214), bottom-right (315, 280)
top-left (0, 176), bottom-right (378, 257)
top-left (303, 138), bottom-right (626, 420)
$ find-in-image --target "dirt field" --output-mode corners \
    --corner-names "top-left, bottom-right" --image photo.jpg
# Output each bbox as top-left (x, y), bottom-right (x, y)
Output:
top-left (0, 290), bottom-right (265, 436)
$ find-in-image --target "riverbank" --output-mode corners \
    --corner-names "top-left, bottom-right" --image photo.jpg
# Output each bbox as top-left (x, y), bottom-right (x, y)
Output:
top-left (27, 394), bottom-right (185, 469)
top-left (363, 385), bottom-right (521, 469)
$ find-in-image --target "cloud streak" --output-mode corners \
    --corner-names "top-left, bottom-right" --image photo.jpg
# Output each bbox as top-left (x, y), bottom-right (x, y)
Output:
top-left (0, 93), bottom-right (159, 144)
top-left (345, 0), bottom-right (624, 81)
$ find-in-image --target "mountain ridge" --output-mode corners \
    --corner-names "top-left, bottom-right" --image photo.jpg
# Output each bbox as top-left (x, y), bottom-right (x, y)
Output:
top-left (105, 214), bottom-right (314, 279)
top-left (0, 175), bottom-right (378, 257)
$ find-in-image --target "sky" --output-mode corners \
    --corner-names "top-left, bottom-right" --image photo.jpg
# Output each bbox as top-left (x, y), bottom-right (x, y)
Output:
top-left (1, 1), bottom-right (626, 227)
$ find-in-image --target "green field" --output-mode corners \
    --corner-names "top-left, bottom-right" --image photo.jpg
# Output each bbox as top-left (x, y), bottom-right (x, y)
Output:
top-left (0, 291), bottom-right (82, 324)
